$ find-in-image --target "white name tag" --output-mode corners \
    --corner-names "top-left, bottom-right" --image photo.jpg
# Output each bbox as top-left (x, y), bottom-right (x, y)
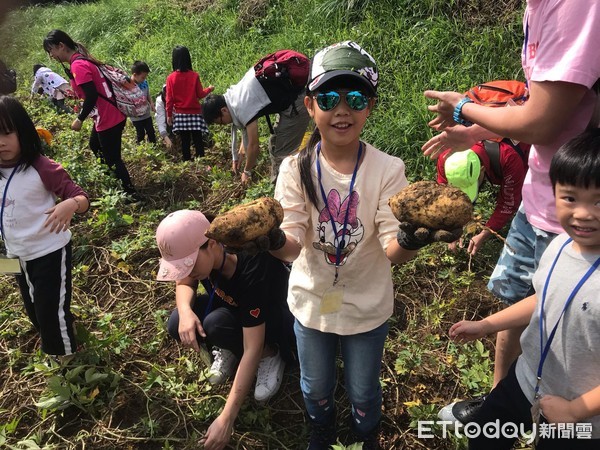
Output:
top-left (0, 256), bottom-right (20, 274)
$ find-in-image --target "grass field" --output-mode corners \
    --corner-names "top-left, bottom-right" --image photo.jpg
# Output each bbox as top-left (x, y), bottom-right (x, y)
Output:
top-left (0, 1), bottom-right (532, 448)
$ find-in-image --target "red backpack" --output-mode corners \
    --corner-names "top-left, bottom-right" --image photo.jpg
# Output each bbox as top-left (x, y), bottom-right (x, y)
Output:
top-left (254, 50), bottom-right (310, 89)
top-left (465, 80), bottom-right (528, 107)
top-left (253, 50), bottom-right (310, 133)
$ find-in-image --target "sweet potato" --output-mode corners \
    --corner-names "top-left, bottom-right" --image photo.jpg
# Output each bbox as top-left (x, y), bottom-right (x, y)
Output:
top-left (388, 181), bottom-right (473, 230)
top-left (205, 197), bottom-right (284, 247)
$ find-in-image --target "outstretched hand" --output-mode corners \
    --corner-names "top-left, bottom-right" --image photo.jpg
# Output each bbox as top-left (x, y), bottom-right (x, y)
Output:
top-left (397, 222), bottom-right (462, 250)
top-left (424, 90), bottom-right (464, 130)
top-left (421, 125), bottom-right (479, 160)
top-left (449, 320), bottom-right (489, 343)
top-left (200, 413), bottom-right (233, 450)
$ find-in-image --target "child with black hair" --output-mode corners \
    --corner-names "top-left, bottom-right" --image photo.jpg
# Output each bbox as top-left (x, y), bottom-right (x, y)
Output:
top-left (130, 60), bottom-right (156, 144)
top-left (43, 29), bottom-right (142, 203)
top-left (269, 41), bottom-right (459, 449)
top-left (31, 64), bottom-right (73, 114)
top-left (0, 95), bottom-right (89, 357)
top-left (165, 46), bottom-right (213, 161)
top-left (155, 84), bottom-right (174, 149)
top-left (449, 129), bottom-right (600, 449)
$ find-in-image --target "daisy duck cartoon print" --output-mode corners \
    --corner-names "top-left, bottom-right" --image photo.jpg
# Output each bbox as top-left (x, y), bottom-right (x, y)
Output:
top-left (313, 189), bottom-right (364, 266)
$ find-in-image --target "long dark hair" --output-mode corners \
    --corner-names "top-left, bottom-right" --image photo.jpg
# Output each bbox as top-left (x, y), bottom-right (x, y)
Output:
top-left (0, 96), bottom-right (42, 172)
top-left (172, 46), bottom-right (193, 72)
top-left (298, 124), bottom-right (322, 209)
top-left (43, 29), bottom-right (103, 65)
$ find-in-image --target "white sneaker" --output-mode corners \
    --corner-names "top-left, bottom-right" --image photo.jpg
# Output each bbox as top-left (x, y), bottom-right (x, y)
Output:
top-left (208, 348), bottom-right (238, 385)
top-left (254, 350), bottom-right (285, 402)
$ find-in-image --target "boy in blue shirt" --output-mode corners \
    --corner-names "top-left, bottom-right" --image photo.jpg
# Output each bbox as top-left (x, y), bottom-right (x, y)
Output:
top-left (130, 60), bottom-right (156, 143)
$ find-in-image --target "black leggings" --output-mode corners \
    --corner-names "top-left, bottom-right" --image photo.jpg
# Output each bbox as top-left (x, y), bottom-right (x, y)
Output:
top-left (469, 362), bottom-right (598, 450)
top-left (178, 130), bottom-right (204, 160)
top-left (89, 120), bottom-right (136, 194)
top-left (17, 243), bottom-right (76, 355)
top-left (132, 117), bottom-right (157, 143)
top-left (167, 296), bottom-right (243, 357)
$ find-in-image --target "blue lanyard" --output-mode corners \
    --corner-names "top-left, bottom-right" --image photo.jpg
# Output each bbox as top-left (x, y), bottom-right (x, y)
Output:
top-left (534, 237), bottom-right (600, 399)
top-left (202, 246), bottom-right (227, 320)
top-left (0, 164), bottom-right (21, 241)
top-left (522, 15), bottom-right (530, 90)
top-left (316, 141), bottom-right (362, 285)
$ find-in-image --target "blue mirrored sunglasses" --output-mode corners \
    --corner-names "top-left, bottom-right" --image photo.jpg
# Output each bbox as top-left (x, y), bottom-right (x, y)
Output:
top-left (315, 90), bottom-right (370, 111)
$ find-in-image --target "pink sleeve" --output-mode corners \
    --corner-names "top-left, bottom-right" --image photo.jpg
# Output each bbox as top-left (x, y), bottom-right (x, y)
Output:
top-left (32, 156), bottom-right (88, 201)
top-left (524, 0), bottom-right (600, 88)
top-left (71, 59), bottom-right (95, 86)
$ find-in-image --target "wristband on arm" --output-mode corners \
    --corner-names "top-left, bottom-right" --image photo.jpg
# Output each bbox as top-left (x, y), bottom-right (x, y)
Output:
top-left (453, 97), bottom-right (474, 126)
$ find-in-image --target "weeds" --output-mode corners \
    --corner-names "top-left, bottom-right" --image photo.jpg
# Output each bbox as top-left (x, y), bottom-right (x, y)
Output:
top-left (0, 0), bottom-right (521, 448)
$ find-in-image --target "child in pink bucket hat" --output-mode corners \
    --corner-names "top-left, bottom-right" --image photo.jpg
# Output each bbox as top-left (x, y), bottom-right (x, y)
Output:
top-left (155, 210), bottom-right (295, 449)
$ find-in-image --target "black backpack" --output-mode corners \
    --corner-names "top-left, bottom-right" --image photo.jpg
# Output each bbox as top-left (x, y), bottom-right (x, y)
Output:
top-left (483, 139), bottom-right (528, 180)
top-left (253, 50), bottom-right (310, 134)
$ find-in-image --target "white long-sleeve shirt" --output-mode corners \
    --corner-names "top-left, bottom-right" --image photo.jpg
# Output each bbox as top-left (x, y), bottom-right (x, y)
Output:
top-left (31, 67), bottom-right (70, 99)
top-left (0, 156), bottom-right (87, 261)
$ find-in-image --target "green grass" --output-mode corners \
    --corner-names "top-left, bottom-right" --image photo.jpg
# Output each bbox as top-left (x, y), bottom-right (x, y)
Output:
top-left (0, 0), bottom-right (526, 448)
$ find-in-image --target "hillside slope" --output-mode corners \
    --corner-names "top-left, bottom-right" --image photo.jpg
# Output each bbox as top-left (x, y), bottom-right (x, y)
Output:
top-left (0, 1), bottom-right (524, 449)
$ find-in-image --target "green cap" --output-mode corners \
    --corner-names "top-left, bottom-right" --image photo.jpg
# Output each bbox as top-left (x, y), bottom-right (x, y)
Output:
top-left (444, 150), bottom-right (481, 202)
top-left (308, 41), bottom-right (378, 96)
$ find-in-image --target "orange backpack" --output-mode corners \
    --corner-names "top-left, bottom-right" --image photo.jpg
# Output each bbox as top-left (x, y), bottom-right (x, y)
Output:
top-left (465, 80), bottom-right (528, 107)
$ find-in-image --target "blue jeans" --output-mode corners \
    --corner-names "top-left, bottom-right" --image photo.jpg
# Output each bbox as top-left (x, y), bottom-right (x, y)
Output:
top-left (487, 205), bottom-right (557, 305)
top-left (294, 319), bottom-right (388, 435)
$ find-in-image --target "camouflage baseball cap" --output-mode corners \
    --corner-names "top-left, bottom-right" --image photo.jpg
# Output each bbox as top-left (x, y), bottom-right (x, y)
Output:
top-left (308, 41), bottom-right (378, 96)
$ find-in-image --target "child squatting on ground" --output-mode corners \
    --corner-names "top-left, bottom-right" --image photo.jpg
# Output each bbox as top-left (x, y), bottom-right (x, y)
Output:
top-left (448, 129), bottom-right (600, 450)
top-left (155, 210), bottom-right (294, 450)
top-left (268, 41), bottom-right (461, 449)
top-left (31, 64), bottom-right (73, 114)
top-left (0, 95), bottom-right (90, 358)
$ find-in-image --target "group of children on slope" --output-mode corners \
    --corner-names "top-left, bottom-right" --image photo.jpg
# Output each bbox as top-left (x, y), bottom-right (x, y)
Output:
top-left (153, 39), bottom-right (600, 450)
top-left (2, 27), bottom-right (600, 450)
top-left (33, 35), bottom-right (212, 166)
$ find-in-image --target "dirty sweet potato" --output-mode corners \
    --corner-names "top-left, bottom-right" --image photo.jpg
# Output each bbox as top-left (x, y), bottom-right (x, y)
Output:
top-left (388, 181), bottom-right (473, 230)
top-left (205, 197), bottom-right (284, 247)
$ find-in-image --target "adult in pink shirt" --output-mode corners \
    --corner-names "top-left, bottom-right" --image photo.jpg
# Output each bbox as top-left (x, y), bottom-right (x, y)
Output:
top-left (43, 30), bottom-right (140, 201)
top-left (424, 0), bottom-right (600, 424)
top-left (165, 45), bottom-right (213, 161)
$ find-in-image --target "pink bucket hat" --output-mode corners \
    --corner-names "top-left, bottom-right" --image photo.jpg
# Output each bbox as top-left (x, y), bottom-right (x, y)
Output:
top-left (156, 210), bottom-right (210, 281)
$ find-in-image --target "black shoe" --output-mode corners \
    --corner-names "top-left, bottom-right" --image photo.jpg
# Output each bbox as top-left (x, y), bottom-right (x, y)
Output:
top-left (124, 192), bottom-right (144, 205)
top-left (438, 396), bottom-right (486, 425)
top-left (350, 421), bottom-right (380, 450)
top-left (307, 413), bottom-right (336, 450)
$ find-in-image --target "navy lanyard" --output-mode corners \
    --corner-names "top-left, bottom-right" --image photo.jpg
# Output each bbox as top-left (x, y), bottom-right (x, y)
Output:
top-left (0, 164), bottom-right (21, 241)
top-left (316, 141), bottom-right (362, 285)
top-left (522, 15), bottom-right (530, 90)
top-left (534, 237), bottom-right (600, 399)
top-left (202, 246), bottom-right (227, 320)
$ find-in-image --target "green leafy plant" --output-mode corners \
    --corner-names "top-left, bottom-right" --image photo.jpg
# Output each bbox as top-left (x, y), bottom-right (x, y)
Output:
top-left (35, 364), bottom-right (121, 415)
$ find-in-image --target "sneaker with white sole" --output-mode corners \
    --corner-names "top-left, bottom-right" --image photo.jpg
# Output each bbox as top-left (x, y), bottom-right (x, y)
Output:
top-left (208, 347), bottom-right (238, 385)
top-left (254, 350), bottom-right (285, 402)
top-left (438, 396), bottom-right (487, 429)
